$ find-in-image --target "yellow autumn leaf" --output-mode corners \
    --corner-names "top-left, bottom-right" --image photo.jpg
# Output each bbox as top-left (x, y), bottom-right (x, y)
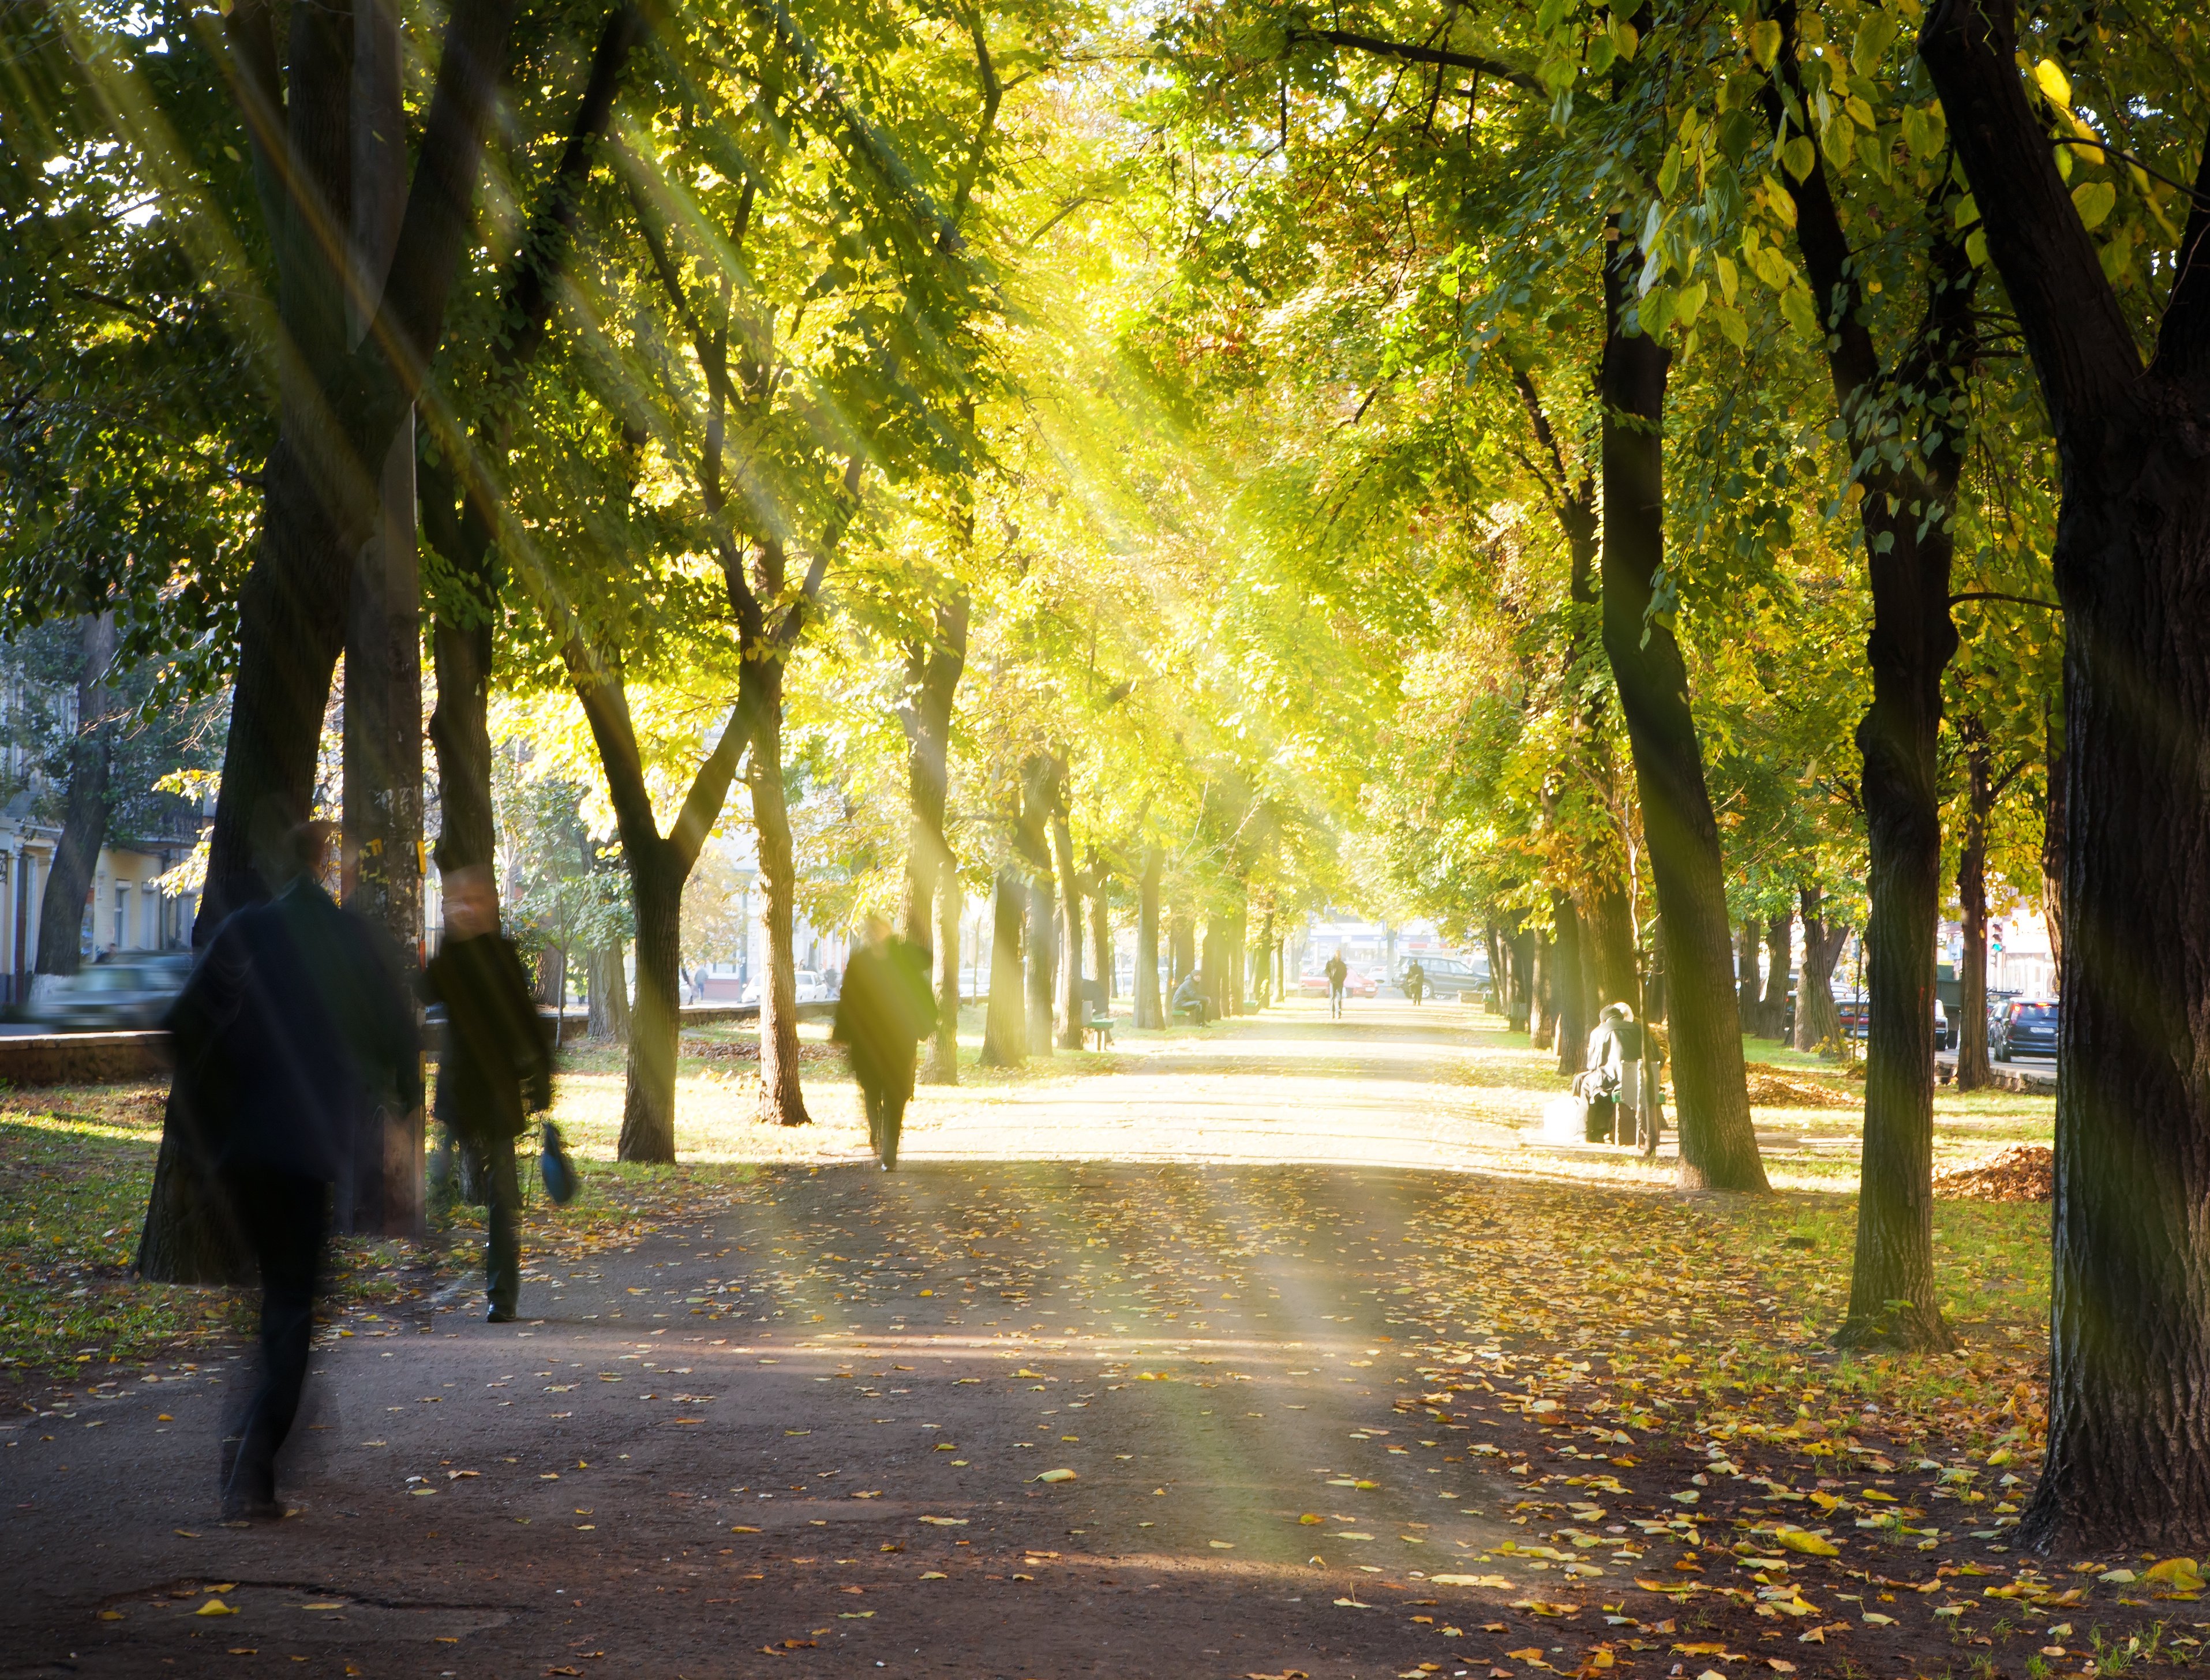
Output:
top-left (2071, 181), bottom-right (2117, 231)
top-left (2033, 58), bottom-right (2072, 109)
top-left (194, 1599), bottom-right (239, 1617)
top-left (1774, 1529), bottom-right (1839, 1557)
top-left (1035, 1468), bottom-right (1078, 1483)
top-left (1299, 1513), bottom-right (1324, 1524)
top-left (1745, 18), bottom-right (1781, 69)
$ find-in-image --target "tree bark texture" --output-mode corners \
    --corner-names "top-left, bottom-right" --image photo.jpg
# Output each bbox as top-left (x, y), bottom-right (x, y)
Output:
top-left (979, 864), bottom-right (1027, 1067)
top-left (33, 612), bottom-right (117, 978)
top-left (1017, 756), bottom-right (1057, 1056)
top-left (1504, 927), bottom-right (1531, 1032)
top-left (1551, 894), bottom-right (1589, 1075)
top-left (586, 944), bottom-right (629, 1041)
top-left (2041, 702), bottom-right (2066, 976)
top-left (1528, 933), bottom-right (1556, 1050)
top-left (1051, 804), bottom-right (1083, 1051)
top-left (1795, 887), bottom-right (1849, 1053)
top-left (1924, 0), bottom-right (2210, 1547)
top-left (1088, 853), bottom-right (1112, 1006)
top-left (1600, 240), bottom-right (1766, 1194)
top-left (1169, 913), bottom-right (1194, 992)
top-left (1735, 914), bottom-right (1762, 1028)
top-left (1761, 912), bottom-right (1792, 1038)
top-left (745, 666), bottom-right (809, 1128)
top-left (1134, 848), bottom-right (1163, 1029)
top-left (929, 854), bottom-right (961, 1082)
top-left (1954, 729), bottom-right (1995, 1090)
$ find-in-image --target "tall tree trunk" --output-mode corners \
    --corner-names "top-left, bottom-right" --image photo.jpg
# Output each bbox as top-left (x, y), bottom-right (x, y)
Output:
top-left (1599, 232), bottom-right (1766, 1195)
top-left (748, 669), bottom-right (808, 1127)
top-left (978, 864), bottom-right (1027, 1067)
top-left (1735, 915), bottom-right (1762, 1027)
top-left (587, 944), bottom-right (629, 1041)
top-left (33, 612), bottom-right (118, 983)
top-left (1552, 894), bottom-right (1590, 1075)
top-left (2040, 700), bottom-right (2066, 976)
top-left (1252, 908), bottom-right (1275, 1007)
top-left (1795, 887), bottom-right (1848, 1053)
top-left (621, 850), bottom-right (683, 1158)
top-left (1051, 803), bottom-right (1083, 1050)
top-left (1954, 731), bottom-right (1994, 1090)
top-left (1505, 927), bottom-right (1532, 1032)
top-left (1201, 920), bottom-right (1228, 1021)
top-left (898, 589), bottom-right (966, 959)
top-left (1762, 0), bottom-right (1966, 1341)
top-left (1529, 933), bottom-right (1556, 1050)
top-left (1761, 911), bottom-right (1792, 1039)
top-left (138, 0), bottom-right (537, 1284)
top-left (1228, 899), bottom-right (1248, 1016)
top-left (1087, 852), bottom-right (1112, 1006)
top-left (1924, 0), bottom-right (2210, 1547)
top-left (1134, 848), bottom-right (1163, 1028)
top-left (1015, 755), bottom-right (1057, 1056)
top-left (928, 856), bottom-right (961, 1082)
top-left (1484, 922), bottom-right (1505, 1015)
top-left (1169, 911), bottom-right (1194, 991)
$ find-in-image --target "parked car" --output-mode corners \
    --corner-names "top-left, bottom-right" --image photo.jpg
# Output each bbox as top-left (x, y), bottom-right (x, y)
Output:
top-left (1404, 954), bottom-right (1486, 998)
top-left (1829, 992), bottom-right (1955, 1048)
top-left (741, 969), bottom-right (831, 1006)
top-left (1346, 967), bottom-right (1379, 999)
top-left (27, 952), bottom-right (193, 1031)
top-left (1995, 997), bottom-right (2059, 1060)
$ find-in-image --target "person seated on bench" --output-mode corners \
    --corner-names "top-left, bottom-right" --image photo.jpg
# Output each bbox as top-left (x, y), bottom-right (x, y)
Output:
top-left (1171, 969), bottom-right (1211, 1026)
top-left (1080, 978), bottom-right (1114, 1049)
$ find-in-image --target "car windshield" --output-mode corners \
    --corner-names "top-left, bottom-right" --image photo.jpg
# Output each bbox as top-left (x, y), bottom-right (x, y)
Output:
top-left (2013, 1004), bottom-right (2057, 1023)
top-left (84, 969), bottom-right (140, 991)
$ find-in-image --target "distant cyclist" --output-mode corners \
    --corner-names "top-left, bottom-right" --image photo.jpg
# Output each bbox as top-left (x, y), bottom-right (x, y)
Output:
top-left (1325, 951), bottom-right (1349, 1019)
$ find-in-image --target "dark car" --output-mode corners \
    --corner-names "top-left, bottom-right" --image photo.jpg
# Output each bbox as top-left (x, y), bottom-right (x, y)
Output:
top-left (1995, 997), bottom-right (2059, 1061)
top-left (27, 952), bottom-right (193, 1031)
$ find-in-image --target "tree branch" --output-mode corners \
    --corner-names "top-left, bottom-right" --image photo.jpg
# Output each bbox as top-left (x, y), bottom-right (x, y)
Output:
top-left (1949, 589), bottom-right (2063, 610)
top-left (1288, 27), bottom-right (1544, 95)
top-left (365, 0), bottom-right (526, 404)
top-left (1918, 0), bottom-right (2142, 425)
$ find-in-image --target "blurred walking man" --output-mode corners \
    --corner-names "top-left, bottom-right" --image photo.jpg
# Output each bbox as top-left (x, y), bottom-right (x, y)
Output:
top-left (166, 819), bottom-right (420, 1522)
top-left (426, 866), bottom-right (553, 1322)
top-left (1325, 951), bottom-right (1349, 1019)
top-left (833, 916), bottom-right (936, 1170)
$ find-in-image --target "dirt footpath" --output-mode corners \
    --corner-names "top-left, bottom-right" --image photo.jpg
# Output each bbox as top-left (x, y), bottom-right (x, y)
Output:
top-left (6, 1160), bottom-right (1563, 1679)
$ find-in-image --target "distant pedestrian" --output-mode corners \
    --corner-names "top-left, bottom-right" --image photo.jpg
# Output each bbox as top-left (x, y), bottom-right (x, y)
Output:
top-left (1325, 951), bottom-right (1349, 1019)
top-left (833, 916), bottom-right (935, 1170)
top-left (425, 866), bottom-right (553, 1323)
top-left (165, 818), bottom-right (420, 1523)
top-left (1404, 960), bottom-right (1427, 1006)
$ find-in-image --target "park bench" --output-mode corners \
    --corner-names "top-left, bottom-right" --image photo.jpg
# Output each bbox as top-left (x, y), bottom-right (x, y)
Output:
top-left (1081, 980), bottom-right (1115, 1050)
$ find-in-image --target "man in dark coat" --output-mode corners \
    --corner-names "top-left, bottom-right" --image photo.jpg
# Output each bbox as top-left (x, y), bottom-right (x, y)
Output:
top-left (165, 820), bottom-right (421, 1522)
top-left (425, 865), bottom-right (553, 1322)
top-left (832, 916), bottom-right (936, 1171)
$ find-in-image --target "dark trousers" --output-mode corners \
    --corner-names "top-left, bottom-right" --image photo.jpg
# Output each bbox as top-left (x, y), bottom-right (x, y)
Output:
top-left (480, 1137), bottom-right (521, 1314)
top-left (1329, 984), bottom-right (1345, 1018)
top-left (860, 1076), bottom-right (909, 1168)
top-left (220, 1166), bottom-right (327, 1512)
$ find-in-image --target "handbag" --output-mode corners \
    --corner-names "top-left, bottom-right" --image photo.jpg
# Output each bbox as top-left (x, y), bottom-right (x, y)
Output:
top-left (539, 1120), bottom-right (578, 1206)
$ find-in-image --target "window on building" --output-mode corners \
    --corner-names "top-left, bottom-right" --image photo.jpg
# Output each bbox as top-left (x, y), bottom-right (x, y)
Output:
top-left (115, 884), bottom-right (129, 951)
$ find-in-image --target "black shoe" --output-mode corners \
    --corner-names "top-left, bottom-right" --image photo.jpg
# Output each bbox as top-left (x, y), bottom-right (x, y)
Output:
top-left (220, 1494), bottom-right (283, 1524)
top-left (486, 1306), bottom-right (516, 1324)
